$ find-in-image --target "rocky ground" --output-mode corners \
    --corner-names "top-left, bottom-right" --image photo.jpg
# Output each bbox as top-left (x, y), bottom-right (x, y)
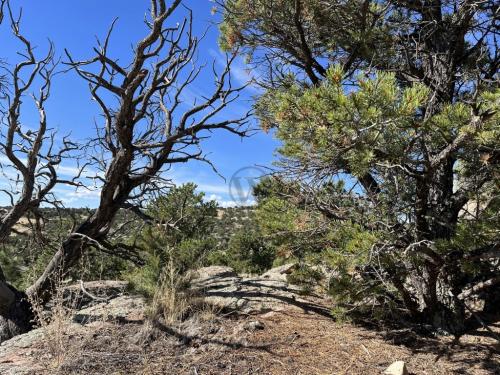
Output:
top-left (0, 266), bottom-right (498, 374)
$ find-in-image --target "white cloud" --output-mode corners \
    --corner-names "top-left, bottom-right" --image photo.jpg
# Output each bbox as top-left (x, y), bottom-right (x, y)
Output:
top-left (196, 183), bottom-right (229, 195)
top-left (0, 153), bottom-right (257, 208)
top-left (0, 156), bottom-right (97, 178)
top-left (65, 188), bottom-right (101, 198)
top-left (49, 185), bottom-right (101, 206)
top-left (206, 193), bottom-right (254, 208)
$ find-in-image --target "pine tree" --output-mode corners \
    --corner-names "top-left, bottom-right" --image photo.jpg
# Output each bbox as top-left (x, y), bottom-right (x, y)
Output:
top-left (219, 0), bottom-right (499, 333)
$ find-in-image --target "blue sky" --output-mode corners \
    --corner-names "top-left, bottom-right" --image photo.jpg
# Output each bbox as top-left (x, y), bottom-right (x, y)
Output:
top-left (0, 0), bottom-right (279, 208)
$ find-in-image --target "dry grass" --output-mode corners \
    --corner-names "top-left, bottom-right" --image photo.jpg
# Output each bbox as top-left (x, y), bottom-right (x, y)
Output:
top-left (150, 260), bottom-right (193, 324)
top-left (28, 274), bottom-right (111, 372)
top-left (29, 276), bottom-right (74, 369)
top-left (3, 272), bottom-right (498, 375)
top-left (149, 261), bottom-right (221, 326)
top-left (16, 298), bottom-right (498, 374)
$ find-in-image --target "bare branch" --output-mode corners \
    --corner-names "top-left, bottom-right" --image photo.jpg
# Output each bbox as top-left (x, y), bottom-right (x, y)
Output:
top-left (0, 2), bottom-right (79, 244)
top-left (27, 0), bottom-right (252, 304)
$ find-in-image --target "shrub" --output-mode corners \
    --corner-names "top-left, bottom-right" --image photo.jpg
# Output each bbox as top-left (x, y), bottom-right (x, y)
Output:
top-left (221, 230), bottom-right (275, 274)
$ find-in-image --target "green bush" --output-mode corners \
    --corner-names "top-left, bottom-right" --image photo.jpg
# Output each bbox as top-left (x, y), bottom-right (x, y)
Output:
top-left (218, 230), bottom-right (275, 274)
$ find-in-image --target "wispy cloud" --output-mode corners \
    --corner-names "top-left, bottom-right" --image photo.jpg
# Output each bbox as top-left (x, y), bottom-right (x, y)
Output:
top-left (0, 156), bottom-right (97, 178)
top-left (0, 156), bottom-right (257, 208)
top-left (208, 48), bottom-right (262, 94)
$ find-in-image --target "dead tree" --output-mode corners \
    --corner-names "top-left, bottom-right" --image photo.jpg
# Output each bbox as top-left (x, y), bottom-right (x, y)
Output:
top-left (0, 0), bottom-right (249, 341)
top-left (0, 0), bottom-right (250, 339)
top-left (0, 1), bottom-right (83, 339)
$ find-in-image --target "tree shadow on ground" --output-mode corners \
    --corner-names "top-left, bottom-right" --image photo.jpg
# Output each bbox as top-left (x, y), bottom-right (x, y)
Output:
top-left (202, 280), bottom-right (333, 319)
top-left (356, 319), bottom-right (500, 374)
top-left (198, 275), bottom-right (500, 373)
top-left (152, 319), bottom-right (277, 352)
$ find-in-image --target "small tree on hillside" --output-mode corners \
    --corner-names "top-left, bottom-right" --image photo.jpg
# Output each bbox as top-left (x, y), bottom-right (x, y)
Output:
top-left (127, 183), bottom-right (218, 297)
top-left (219, 0), bottom-right (499, 333)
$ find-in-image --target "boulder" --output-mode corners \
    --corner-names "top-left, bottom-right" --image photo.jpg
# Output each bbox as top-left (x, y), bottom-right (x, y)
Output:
top-left (193, 266), bottom-right (238, 281)
top-left (191, 265), bottom-right (328, 316)
top-left (0, 292), bottom-right (144, 374)
top-left (261, 263), bottom-right (297, 281)
top-left (59, 280), bottom-right (129, 309)
top-left (73, 295), bottom-right (145, 324)
top-left (0, 327), bottom-right (46, 375)
top-left (383, 361), bottom-right (409, 375)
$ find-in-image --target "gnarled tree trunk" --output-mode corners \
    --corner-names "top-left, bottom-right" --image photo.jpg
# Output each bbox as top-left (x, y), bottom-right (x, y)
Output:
top-left (0, 279), bottom-right (33, 342)
top-left (0, 0), bottom-right (248, 342)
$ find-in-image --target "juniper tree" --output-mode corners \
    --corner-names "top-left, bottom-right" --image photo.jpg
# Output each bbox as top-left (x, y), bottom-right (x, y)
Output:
top-left (219, 0), bottom-right (499, 333)
top-left (0, 0), bottom-right (83, 340)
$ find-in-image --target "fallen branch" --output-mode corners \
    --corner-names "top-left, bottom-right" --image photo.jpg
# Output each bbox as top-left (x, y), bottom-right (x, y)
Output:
top-left (79, 280), bottom-right (109, 303)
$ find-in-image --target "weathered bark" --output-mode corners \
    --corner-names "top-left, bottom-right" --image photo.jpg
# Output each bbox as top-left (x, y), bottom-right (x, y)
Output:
top-left (409, 146), bottom-right (468, 332)
top-left (0, 0), bottom-right (79, 341)
top-left (422, 259), bottom-right (467, 334)
top-left (8, 0), bottom-right (249, 336)
top-left (413, 158), bottom-right (465, 323)
top-left (26, 190), bottom-right (130, 304)
top-left (0, 281), bottom-right (33, 343)
top-left (399, 0), bottom-right (474, 333)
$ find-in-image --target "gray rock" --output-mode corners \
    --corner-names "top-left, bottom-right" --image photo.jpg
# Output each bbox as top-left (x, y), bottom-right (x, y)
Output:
top-left (193, 266), bottom-right (238, 281)
top-left (243, 320), bottom-right (265, 331)
top-left (261, 263), bottom-right (297, 281)
top-left (0, 327), bottom-right (46, 375)
top-left (58, 280), bottom-right (129, 310)
top-left (383, 361), bottom-right (409, 375)
top-left (191, 266), bottom-right (328, 317)
top-left (73, 295), bottom-right (145, 324)
top-left (0, 327), bottom-right (44, 351)
top-left (0, 292), bottom-right (145, 374)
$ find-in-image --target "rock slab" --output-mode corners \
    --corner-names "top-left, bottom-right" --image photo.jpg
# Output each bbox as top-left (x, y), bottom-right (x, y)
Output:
top-left (191, 265), bottom-right (328, 316)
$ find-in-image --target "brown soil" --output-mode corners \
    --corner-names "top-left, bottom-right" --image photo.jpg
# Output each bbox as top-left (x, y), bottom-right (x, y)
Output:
top-left (19, 308), bottom-right (499, 374)
top-left (1, 273), bottom-right (498, 374)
